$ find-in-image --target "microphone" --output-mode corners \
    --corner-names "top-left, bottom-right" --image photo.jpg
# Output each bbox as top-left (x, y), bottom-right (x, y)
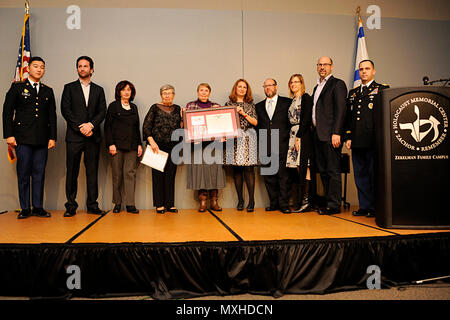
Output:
top-left (423, 76), bottom-right (429, 85)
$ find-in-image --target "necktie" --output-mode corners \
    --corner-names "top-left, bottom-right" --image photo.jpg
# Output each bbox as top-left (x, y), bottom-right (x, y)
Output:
top-left (268, 99), bottom-right (274, 119)
top-left (33, 83), bottom-right (38, 95)
top-left (362, 85), bottom-right (369, 95)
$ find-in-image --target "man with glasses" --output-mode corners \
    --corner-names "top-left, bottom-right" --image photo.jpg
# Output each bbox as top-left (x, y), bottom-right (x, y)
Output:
top-left (255, 78), bottom-right (292, 214)
top-left (312, 57), bottom-right (347, 215)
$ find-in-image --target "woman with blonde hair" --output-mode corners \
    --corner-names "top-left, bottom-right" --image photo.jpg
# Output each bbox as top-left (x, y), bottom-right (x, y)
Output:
top-left (286, 74), bottom-right (314, 212)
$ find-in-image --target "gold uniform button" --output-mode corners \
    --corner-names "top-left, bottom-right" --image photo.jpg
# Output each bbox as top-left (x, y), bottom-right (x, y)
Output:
top-left (35, 108), bottom-right (38, 111)
top-left (358, 105), bottom-right (361, 109)
top-left (35, 114), bottom-right (39, 117)
top-left (357, 111), bottom-right (360, 114)
top-left (357, 117), bottom-right (360, 121)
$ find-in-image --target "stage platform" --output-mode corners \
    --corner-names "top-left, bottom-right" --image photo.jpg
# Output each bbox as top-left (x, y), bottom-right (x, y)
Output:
top-left (0, 207), bottom-right (449, 299)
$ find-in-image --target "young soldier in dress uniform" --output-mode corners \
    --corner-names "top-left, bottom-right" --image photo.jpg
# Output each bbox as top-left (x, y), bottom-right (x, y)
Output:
top-left (344, 59), bottom-right (389, 218)
top-left (2, 56), bottom-right (57, 219)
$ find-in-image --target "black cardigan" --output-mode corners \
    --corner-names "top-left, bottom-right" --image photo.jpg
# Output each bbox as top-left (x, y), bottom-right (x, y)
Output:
top-left (104, 100), bottom-right (142, 151)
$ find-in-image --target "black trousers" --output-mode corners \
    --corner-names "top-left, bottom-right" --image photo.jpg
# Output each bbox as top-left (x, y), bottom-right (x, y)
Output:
top-left (65, 140), bottom-right (100, 211)
top-left (313, 130), bottom-right (342, 209)
top-left (15, 144), bottom-right (48, 210)
top-left (152, 144), bottom-right (178, 208)
top-left (262, 153), bottom-right (290, 209)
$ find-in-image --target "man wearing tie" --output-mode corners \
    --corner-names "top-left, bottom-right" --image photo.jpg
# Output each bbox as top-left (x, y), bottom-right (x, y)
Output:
top-left (312, 57), bottom-right (347, 215)
top-left (345, 60), bottom-right (389, 217)
top-left (61, 56), bottom-right (106, 217)
top-left (2, 56), bottom-right (57, 219)
top-left (255, 78), bottom-right (292, 214)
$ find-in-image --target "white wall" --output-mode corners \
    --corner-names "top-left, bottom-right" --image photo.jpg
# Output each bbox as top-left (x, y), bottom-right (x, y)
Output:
top-left (0, 5), bottom-right (449, 210)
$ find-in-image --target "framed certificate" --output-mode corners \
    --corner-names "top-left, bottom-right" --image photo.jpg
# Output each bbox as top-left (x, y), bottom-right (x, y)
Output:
top-left (183, 106), bottom-right (241, 142)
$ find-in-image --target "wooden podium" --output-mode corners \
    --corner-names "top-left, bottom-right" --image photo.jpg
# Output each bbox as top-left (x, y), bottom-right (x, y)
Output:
top-left (375, 86), bottom-right (450, 229)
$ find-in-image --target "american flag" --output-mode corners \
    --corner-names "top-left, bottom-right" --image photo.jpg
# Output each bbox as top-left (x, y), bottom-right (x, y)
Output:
top-left (14, 12), bottom-right (31, 82)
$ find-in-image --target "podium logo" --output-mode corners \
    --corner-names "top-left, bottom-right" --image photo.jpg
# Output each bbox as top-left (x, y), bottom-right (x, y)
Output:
top-left (392, 97), bottom-right (448, 151)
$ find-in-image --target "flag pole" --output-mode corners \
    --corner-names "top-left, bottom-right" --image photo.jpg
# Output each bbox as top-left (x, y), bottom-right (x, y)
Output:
top-left (355, 5), bottom-right (361, 19)
top-left (20, 1), bottom-right (31, 81)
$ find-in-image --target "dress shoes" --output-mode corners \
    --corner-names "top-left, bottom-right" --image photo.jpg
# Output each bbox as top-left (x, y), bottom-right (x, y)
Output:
top-left (280, 207), bottom-right (292, 214)
top-left (366, 211), bottom-right (376, 218)
top-left (352, 209), bottom-right (369, 216)
top-left (64, 209), bottom-right (76, 217)
top-left (126, 206), bottom-right (139, 214)
top-left (113, 204), bottom-right (121, 213)
top-left (32, 208), bottom-right (51, 218)
top-left (246, 201), bottom-right (255, 213)
top-left (167, 207), bottom-right (178, 213)
top-left (265, 206), bottom-right (279, 212)
top-left (87, 207), bottom-right (106, 215)
top-left (17, 208), bottom-right (32, 219)
top-left (156, 207), bottom-right (165, 214)
top-left (318, 207), bottom-right (341, 215)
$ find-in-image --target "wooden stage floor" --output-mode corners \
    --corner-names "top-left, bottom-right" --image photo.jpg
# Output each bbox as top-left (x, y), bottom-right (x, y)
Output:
top-left (0, 206), bottom-right (448, 244)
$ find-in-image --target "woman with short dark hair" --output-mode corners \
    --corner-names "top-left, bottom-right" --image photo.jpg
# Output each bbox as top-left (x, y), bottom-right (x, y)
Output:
top-left (104, 80), bottom-right (143, 213)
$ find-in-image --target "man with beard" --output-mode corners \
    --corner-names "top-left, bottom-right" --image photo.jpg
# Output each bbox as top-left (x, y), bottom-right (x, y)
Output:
top-left (255, 78), bottom-right (292, 214)
top-left (61, 56), bottom-right (106, 217)
top-left (312, 56), bottom-right (347, 215)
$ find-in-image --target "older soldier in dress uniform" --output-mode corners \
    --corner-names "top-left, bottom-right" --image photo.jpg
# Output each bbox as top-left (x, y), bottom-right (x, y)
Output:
top-left (345, 59), bottom-right (389, 217)
top-left (2, 57), bottom-right (57, 219)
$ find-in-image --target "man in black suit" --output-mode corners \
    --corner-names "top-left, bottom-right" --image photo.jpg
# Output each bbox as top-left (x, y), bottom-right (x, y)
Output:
top-left (2, 56), bottom-right (57, 219)
top-left (345, 60), bottom-right (389, 218)
top-left (255, 78), bottom-right (292, 214)
top-left (61, 56), bottom-right (106, 216)
top-left (312, 57), bottom-right (347, 215)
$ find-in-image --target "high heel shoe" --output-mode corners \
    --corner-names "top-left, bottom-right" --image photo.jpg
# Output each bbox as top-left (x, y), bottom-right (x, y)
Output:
top-left (237, 200), bottom-right (244, 211)
top-left (246, 201), bottom-right (255, 212)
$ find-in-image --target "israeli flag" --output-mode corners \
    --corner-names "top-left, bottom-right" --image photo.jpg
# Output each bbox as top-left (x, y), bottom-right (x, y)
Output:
top-left (353, 18), bottom-right (369, 88)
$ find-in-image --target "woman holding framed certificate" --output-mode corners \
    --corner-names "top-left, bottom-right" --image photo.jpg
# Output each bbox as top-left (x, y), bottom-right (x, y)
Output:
top-left (184, 83), bottom-right (226, 212)
top-left (224, 79), bottom-right (258, 212)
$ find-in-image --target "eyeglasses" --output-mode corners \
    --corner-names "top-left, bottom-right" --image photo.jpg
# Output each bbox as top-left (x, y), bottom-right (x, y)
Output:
top-left (289, 80), bottom-right (301, 84)
top-left (263, 84), bottom-right (276, 88)
top-left (317, 63), bottom-right (332, 67)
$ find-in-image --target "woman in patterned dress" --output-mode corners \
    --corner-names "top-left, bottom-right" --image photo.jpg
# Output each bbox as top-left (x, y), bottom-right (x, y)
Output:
top-left (286, 74), bottom-right (313, 212)
top-left (224, 79), bottom-right (258, 212)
